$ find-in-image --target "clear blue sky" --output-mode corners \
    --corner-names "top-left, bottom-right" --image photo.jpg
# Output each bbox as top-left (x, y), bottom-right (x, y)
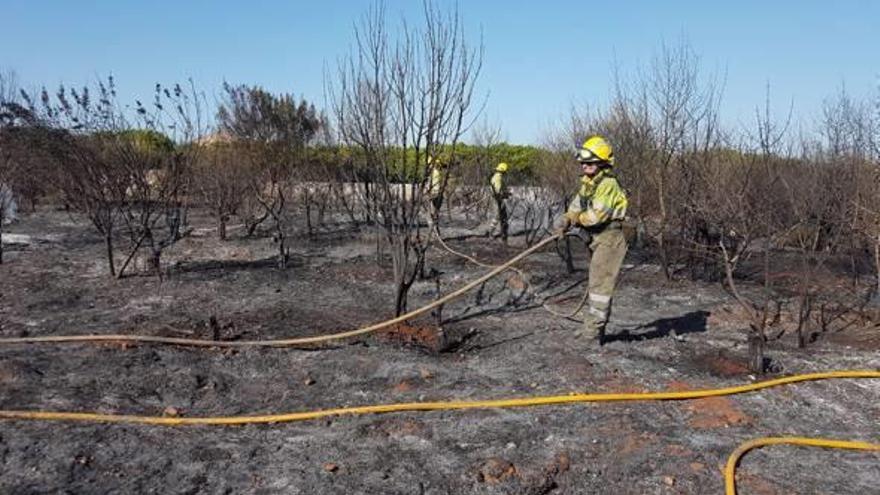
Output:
top-left (2, 0), bottom-right (877, 144)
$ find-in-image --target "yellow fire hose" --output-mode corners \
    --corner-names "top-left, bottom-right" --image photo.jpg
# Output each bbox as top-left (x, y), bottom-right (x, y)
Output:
top-left (2, 370), bottom-right (875, 426)
top-left (725, 436), bottom-right (880, 495)
top-left (0, 233), bottom-right (562, 348)
top-left (1, 232), bottom-right (878, 492)
top-left (1, 370), bottom-right (878, 494)
top-left (424, 229), bottom-right (879, 493)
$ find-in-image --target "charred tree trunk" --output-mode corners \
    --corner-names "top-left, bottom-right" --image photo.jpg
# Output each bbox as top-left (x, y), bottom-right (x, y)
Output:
top-left (796, 293), bottom-right (812, 349)
top-left (657, 175), bottom-right (672, 280)
top-left (245, 207), bottom-right (269, 238)
top-left (390, 234), bottom-right (426, 317)
top-left (274, 189), bottom-right (288, 269)
top-left (335, 183), bottom-right (359, 227)
top-left (218, 215), bottom-right (227, 241)
top-left (874, 236), bottom-right (880, 301)
top-left (150, 248), bottom-right (162, 279)
top-left (317, 190), bottom-right (328, 227)
top-left (431, 275), bottom-right (443, 325)
top-left (144, 230), bottom-right (163, 280)
top-left (391, 235), bottom-right (410, 316)
top-left (305, 195), bottom-right (314, 238)
top-left (276, 233), bottom-right (288, 269)
top-left (748, 331), bottom-right (765, 374)
top-left (104, 231), bottom-right (116, 276)
top-left (117, 230), bottom-right (148, 279)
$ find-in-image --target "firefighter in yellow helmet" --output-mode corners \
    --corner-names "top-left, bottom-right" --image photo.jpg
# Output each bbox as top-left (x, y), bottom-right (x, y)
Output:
top-left (488, 161), bottom-right (511, 243)
top-left (557, 136), bottom-right (628, 345)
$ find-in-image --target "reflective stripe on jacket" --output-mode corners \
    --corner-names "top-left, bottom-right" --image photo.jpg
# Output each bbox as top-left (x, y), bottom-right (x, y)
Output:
top-left (567, 170), bottom-right (628, 228)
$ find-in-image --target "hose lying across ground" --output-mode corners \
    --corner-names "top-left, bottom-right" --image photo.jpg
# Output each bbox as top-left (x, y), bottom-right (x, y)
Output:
top-left (2, 370), bottom-right (874, 426)
top-left (0, 371), bottom-right (877, 493)
top-left (724, 436), bottom-right (880, 495)
top-left (1, 229), bottom-right (587, 346)
top-left (1, 232), bottom-right (878, 492)
top-left (0, 233), bottom-right (563, 348)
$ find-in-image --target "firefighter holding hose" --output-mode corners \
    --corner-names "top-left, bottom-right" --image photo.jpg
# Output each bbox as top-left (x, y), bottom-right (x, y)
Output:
top-left (557, 136), bottom-right (628, 345)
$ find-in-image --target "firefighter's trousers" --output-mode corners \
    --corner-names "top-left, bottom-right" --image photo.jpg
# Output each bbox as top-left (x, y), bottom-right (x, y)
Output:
top-left (581, 222), bottom-right (627, 338)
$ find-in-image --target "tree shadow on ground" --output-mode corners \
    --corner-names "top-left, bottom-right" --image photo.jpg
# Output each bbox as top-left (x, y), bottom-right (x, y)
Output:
top-left (605, 310), bottom-right (709, 344)
top-left (441, 273), bottom-right (588, 325)
top-left (446, 330), bottom-right (534, 354)
top-left (173, 256), bottom-right (302, 274)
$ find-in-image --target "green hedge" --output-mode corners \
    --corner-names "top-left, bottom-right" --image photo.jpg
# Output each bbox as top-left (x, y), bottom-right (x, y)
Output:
top-left (307, 143), bottom-right (544, 183)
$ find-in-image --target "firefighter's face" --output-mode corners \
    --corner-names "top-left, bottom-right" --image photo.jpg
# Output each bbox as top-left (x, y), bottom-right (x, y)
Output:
top-left (580, 161), bottom-right (599, 177)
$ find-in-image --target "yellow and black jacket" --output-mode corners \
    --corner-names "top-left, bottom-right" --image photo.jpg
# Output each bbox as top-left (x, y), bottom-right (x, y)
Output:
top-left (566, 169), bottom-right (628, 228)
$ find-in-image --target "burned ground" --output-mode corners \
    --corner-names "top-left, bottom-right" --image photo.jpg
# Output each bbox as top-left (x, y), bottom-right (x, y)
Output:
top-left (1, 209), bottom-right (879, 494)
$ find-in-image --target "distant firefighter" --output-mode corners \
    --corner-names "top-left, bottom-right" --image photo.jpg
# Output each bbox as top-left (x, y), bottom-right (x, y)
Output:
top-left (427, 154), bottom-right (447, 228)
top-left (487, 161), bottom-right (510, 244)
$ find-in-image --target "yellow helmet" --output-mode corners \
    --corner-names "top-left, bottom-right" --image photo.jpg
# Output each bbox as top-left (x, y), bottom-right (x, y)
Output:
top-left (576, 135), bottom-right (614, 166)
top-left (495, 162), bottom-right (509, 173)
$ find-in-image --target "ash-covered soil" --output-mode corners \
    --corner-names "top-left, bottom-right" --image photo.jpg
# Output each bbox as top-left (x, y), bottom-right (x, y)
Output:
top-left (1, 209), bottom-right (878, 494)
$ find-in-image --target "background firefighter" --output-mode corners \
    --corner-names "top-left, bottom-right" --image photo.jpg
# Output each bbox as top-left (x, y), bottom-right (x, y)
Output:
top-left (558, 136), bottom-right (628, 345)
top-left (427, 154), bottom-right (446, 230)
top-left (487, 161), bottom-right (510, 243)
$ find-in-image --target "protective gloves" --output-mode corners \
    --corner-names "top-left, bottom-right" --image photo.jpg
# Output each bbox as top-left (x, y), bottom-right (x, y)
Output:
top-left (563, 211), bottom-right (581, 225)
